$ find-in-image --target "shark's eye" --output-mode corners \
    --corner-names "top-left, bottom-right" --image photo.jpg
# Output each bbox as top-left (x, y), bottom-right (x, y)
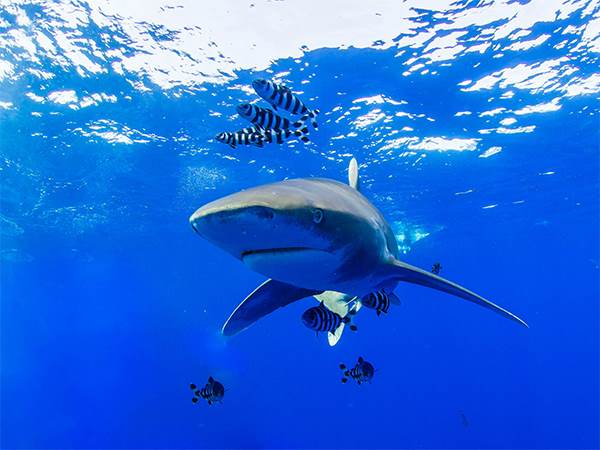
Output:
top-left (312, 208), bottom-right (323, 224)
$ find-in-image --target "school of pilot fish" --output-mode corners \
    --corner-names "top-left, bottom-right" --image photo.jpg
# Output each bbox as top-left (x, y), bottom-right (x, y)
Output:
top-left (190, 78), bottom-right (528, 406)
top-left (215, 79), bottom-right (318, 149)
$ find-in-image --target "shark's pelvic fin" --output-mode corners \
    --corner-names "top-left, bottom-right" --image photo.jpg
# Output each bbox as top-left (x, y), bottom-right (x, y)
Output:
top-left (222, 279), bottom-right (322, 336)
top-left (314, 291), bottom-right (357, 347)
top-left (348, 157), bottom-right (360, 191)
top-left (316, 291), bottom-right (348, 348)
top-left (315, 291), bottom-right (352, 316)
top-left (328, 324), bottom-right (345, 347)
top-left (385, 258), bottom-right (528, 328)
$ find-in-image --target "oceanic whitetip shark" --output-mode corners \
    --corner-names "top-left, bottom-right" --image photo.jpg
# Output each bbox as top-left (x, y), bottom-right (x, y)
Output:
top-left (190, 158), bottom-right (528, 337)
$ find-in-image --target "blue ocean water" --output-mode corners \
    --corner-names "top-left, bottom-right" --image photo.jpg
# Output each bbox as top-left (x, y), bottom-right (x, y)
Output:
top-left (1, 1), bottom-right (599, 448)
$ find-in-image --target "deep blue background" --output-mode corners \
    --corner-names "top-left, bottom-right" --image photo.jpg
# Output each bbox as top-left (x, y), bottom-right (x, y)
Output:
top-left (1, 1), bottom-right (599, 448)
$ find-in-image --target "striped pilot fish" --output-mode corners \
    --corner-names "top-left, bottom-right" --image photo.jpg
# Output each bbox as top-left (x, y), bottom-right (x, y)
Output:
top-left (301, 300), bottom-right (357, 345)
top-left (252, 79), bottom-right (319, 129)
top-left (215, 128), bottom-right (264, 149)
top-left (339, 356), bottom-right (375, 385)
top-left (190, 376), bottom-right (225, 405)
top-left (360, 289), bottom-right (400, 316)
top-left (236, 103), bottom-right (307, 131)
top-left (260, 126), bottom-right (310, 145)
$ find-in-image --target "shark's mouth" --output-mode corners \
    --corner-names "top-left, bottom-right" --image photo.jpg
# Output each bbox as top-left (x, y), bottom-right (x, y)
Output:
top-left (241, 247), bottom-right (316, 260)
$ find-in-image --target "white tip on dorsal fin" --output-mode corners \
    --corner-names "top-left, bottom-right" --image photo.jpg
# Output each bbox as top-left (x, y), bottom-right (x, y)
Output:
top-left (348, 157), bottom-right (359, 191)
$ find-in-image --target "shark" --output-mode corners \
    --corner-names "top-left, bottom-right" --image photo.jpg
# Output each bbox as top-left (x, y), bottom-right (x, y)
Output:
top-left (189, 158), bottom-right (528, 336)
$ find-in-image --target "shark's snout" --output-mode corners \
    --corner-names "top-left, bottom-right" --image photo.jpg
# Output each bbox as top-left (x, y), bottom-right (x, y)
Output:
top-left (188, 180), bottom-right (353, 289)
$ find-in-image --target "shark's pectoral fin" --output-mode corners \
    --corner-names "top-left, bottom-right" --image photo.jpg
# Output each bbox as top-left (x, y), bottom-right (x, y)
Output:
top-left (384, 258), bottom-right (528, 328)
top-left (222, 279), bottom-right (322, 336)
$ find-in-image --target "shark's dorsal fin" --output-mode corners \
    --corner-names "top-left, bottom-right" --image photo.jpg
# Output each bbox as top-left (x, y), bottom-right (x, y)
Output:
top-left (383, 258), bottom-right (528, 328)
top-left (348, 157), bottom-right (359, 191)
top-left (222, 279), bottom-right (322, 336)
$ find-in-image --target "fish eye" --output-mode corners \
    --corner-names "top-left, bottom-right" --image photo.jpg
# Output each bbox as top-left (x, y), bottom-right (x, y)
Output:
top-left (312, 208), bottom-right (323, 224)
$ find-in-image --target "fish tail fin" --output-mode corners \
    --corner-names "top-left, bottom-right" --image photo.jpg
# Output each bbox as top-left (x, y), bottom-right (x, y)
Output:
top-left (341, 315), bottom-right (357, 332)
top-left (309, 109), bottom-right (319, 130)
top-left (293, 114), bottom-right (310, 128)
top-left (294, 124), bottom-right (310, 143)
top-left (388, 291), bottom-right (401, 306)
top-left (328, 323), bottom-right (345, 347)
top-left (339, 363), bottom-right (346, 370)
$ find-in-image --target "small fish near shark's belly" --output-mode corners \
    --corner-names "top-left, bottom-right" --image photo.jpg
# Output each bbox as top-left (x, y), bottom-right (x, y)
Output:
top-left (241, 247), bottom-right (348, 290)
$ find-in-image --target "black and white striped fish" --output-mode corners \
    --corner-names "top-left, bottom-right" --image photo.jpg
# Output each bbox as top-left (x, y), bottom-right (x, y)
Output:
top-left (301, 301), bottom-right (357, 334)
top-left (260, 126), bottom-right (310, 145)
top-left (236, 104), bottom-right (306, 131)
top-left (360, 289), bottom-right (400, 316)
top-left (252, 79), bottom-right (319, 129)
top-left (190, 376), bottom-right (224, 405)
top-left (215, 128), bottom-right (263, 149)
top-left (339, 356), bottom-right (375, 385)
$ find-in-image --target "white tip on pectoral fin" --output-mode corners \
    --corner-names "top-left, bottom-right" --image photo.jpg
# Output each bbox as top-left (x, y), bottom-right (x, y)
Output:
top-left (348, 157), bottom-right (359, 191)
top-left (328, 323), bottom-right (345, 347)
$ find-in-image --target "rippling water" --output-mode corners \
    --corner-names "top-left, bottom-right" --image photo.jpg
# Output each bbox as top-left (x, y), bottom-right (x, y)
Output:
top-left (1, 1), bottom-right (598, 449)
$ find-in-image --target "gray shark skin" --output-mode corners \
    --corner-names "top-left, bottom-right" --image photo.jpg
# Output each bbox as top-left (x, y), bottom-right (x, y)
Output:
top-left (190, 160), bottom-right (528, 336)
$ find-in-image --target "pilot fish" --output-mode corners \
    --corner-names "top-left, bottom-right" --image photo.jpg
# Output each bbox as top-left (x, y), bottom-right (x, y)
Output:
top-left (252, 79), bottom-right (319, 129)
top-left (215, 128), bottom-right (264, 149)
top-left (236, 104), bottom-right (306, 131)
top-left (190, 376), bottom-right (225, 405)
top-left (302, 301), bottom-right (357, 335)
top-left (339, 356), bottom-right (375, 385)
top-left (260, 126), bottom-right (309, 144)
top-left (360, 289), bottom-right (400, 316)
